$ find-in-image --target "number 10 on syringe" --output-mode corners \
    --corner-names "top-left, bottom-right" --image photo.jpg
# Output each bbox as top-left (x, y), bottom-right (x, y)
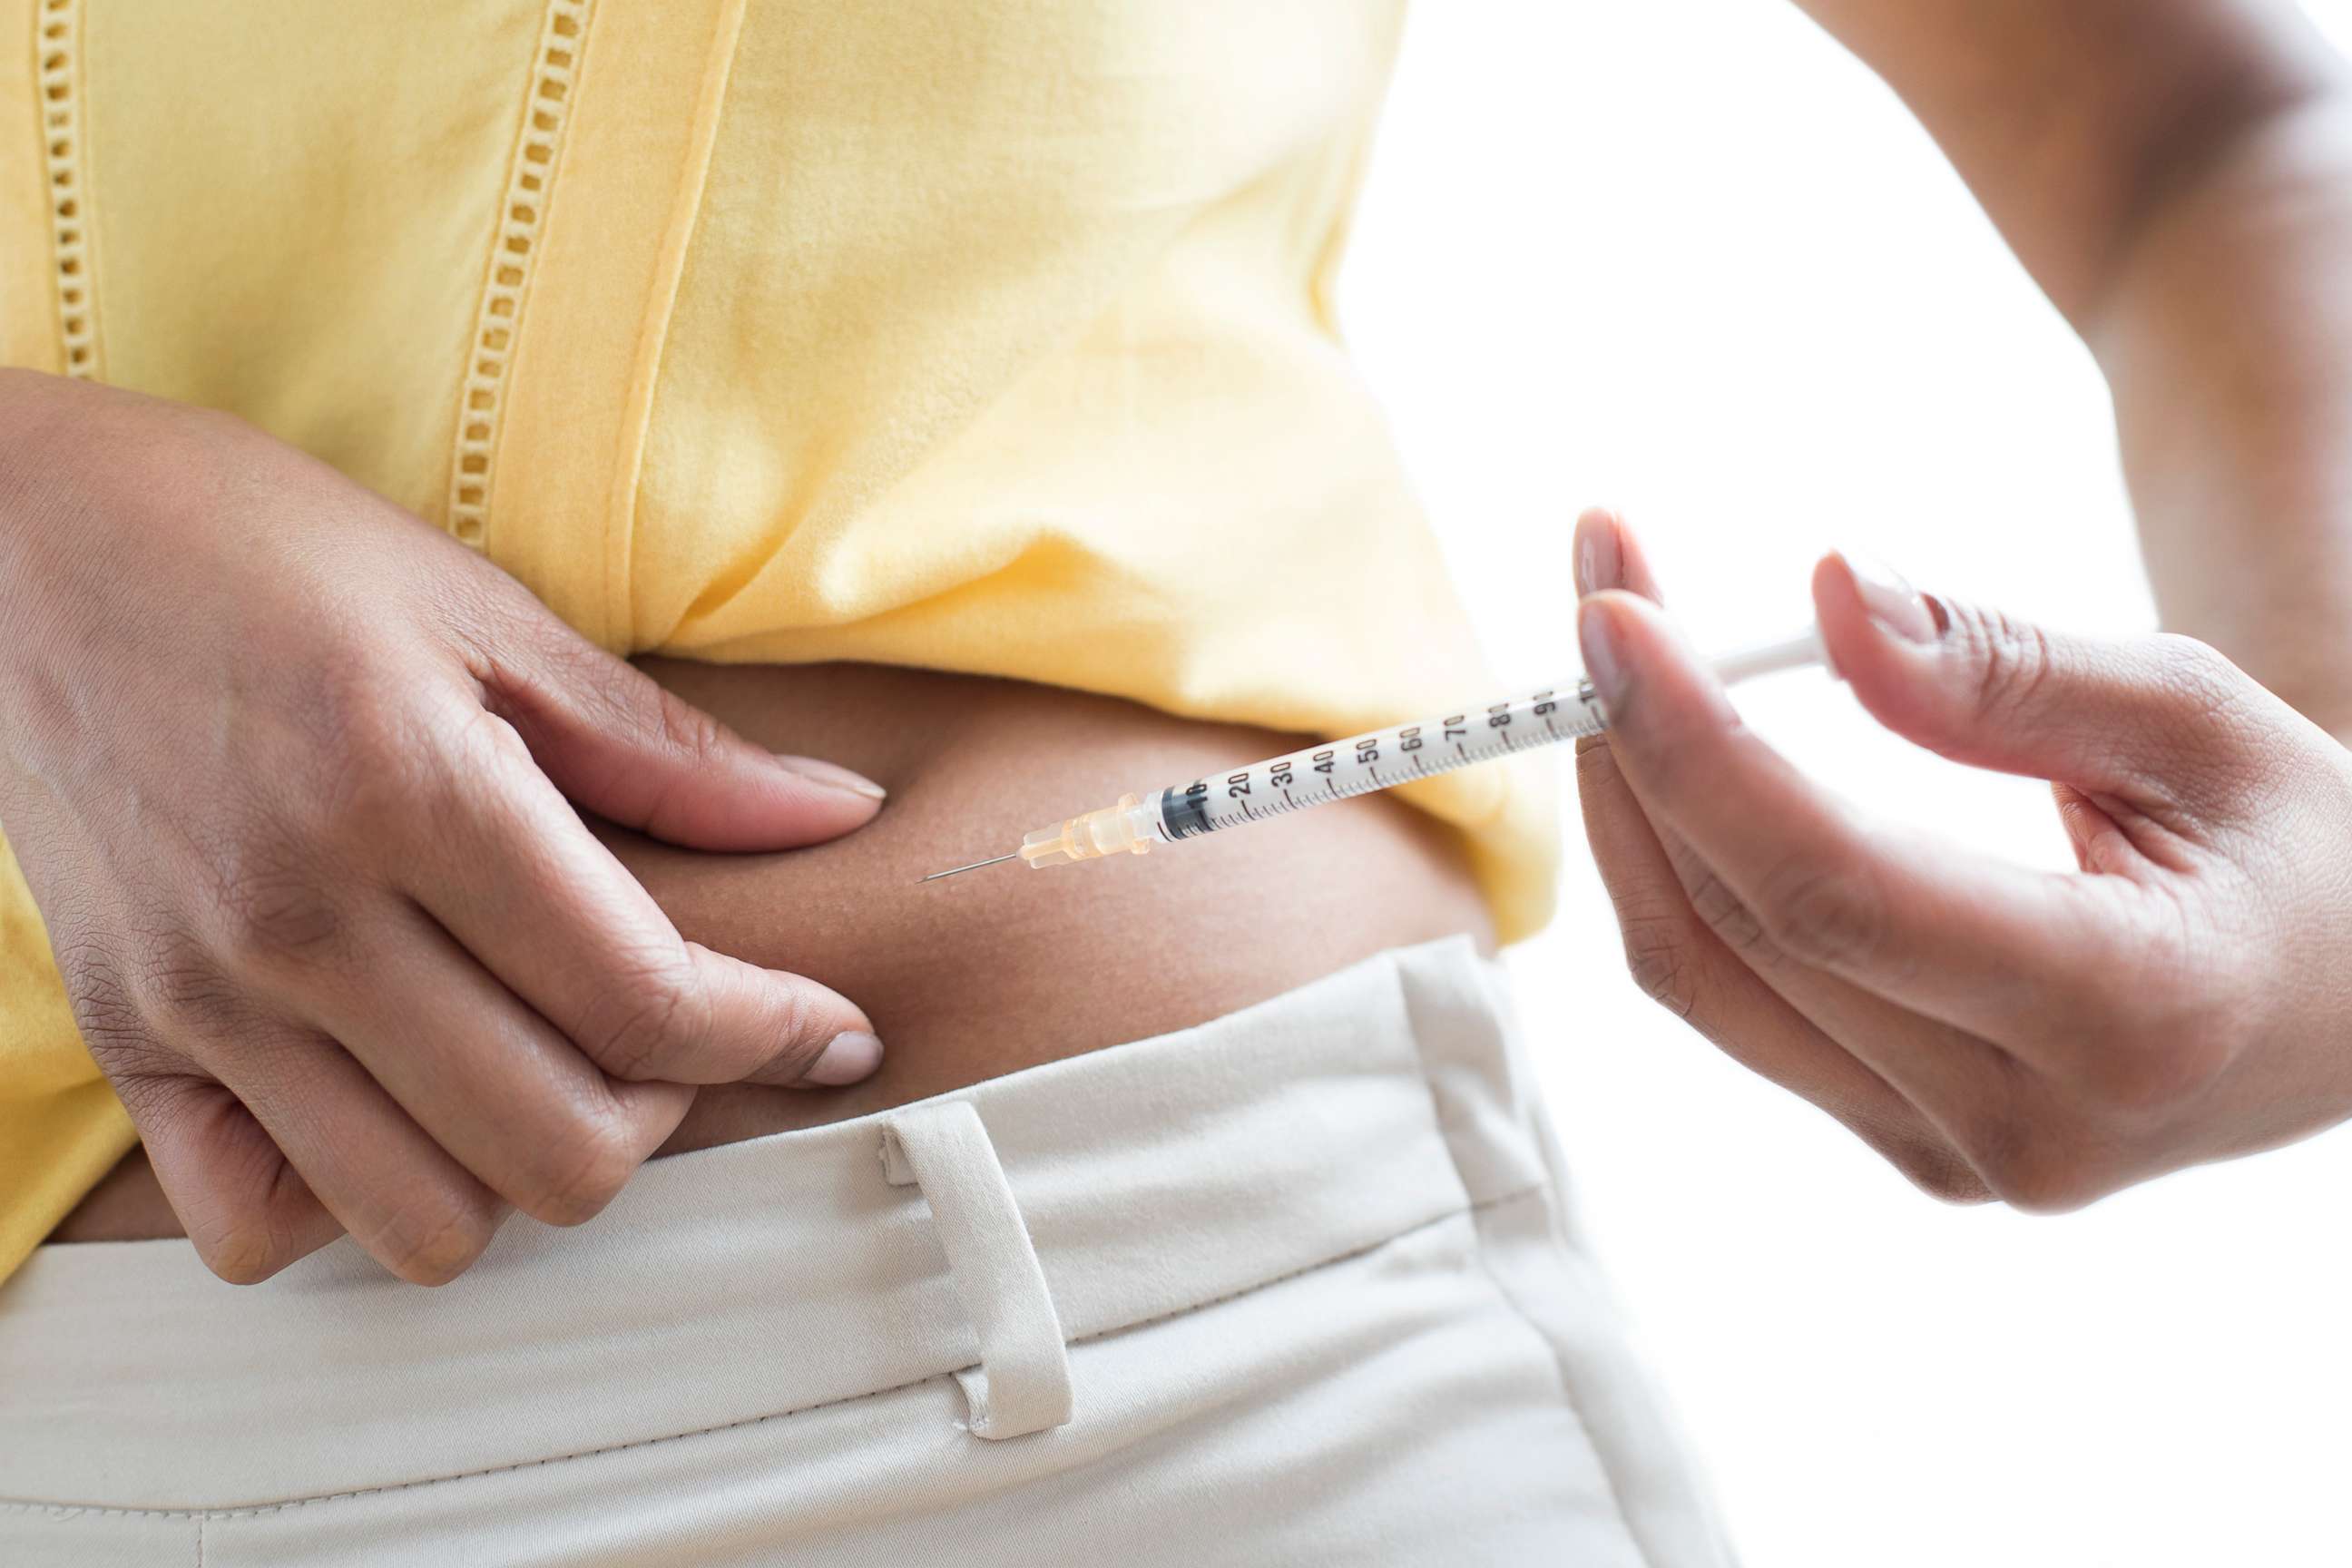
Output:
top-left (921, 627), bottom-right (1828, 881)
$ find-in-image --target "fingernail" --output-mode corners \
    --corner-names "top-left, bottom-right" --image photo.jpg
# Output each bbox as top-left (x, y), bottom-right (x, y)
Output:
top-left (1578, 598), bottom-right (1629, 708)
top-left (803, 1030), bottom-right (883, 1086)
top-left (1837, 549), bottom-right (1937, 643)
top-left (1576, 512), bottom-right (1623, 595)
top-left (778, 755), bottom-right (887, 800)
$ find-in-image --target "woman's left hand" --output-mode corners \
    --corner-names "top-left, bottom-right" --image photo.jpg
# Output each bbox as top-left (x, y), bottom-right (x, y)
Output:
top-left (1573, 508), bottom-right (2352, 1209)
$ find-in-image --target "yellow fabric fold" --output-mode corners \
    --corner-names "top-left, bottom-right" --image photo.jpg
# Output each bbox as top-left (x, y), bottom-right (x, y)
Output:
top-left (0, 0), bottom-right (1559, 1278)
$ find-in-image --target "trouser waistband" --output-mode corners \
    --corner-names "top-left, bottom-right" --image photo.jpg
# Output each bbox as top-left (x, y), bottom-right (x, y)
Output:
top-left (0, 936), bottom-right (1547, 1512)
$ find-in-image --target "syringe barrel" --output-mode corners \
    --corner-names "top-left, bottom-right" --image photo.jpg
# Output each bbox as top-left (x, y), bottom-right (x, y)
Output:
top-left (1007, 625), bottom-right (1822, 871)
top-left (1151, 678), bottom-right (1611, 848)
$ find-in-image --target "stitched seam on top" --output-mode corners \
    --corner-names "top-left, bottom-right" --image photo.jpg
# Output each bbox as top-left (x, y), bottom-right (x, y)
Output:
top-left (34, 0), bottom-right (93, 377)
top-left (0, 1187), bottom-right (1537, 1524)
top-left (445, 0), bottom-right (591, 548)
top-left (598, 0), bottom-right (746, 651)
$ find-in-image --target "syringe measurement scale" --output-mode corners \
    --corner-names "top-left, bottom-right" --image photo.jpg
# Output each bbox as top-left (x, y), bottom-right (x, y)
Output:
top-left (923, 628), bottom-right (1826, 881)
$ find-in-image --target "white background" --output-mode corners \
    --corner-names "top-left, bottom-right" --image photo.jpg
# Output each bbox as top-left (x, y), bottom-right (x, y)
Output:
top-left (1347, 5), bottom-right (2352, 1565)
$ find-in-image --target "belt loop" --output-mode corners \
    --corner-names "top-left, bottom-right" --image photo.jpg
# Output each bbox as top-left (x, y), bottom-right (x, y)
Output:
top-left (879, 1100), bottom-right (1073, 1440)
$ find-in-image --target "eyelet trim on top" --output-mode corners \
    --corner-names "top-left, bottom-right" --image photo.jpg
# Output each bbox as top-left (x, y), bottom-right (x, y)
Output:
top-left (447, 0), bottom-right (592, 549)
top-left (36, 0), bottom-right (96, 378)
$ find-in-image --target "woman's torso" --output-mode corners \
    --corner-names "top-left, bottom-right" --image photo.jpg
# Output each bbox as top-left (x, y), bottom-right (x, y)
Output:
top-left (56, 660), bottom-right (1494, 1240)
top-left (14, 0), bottom-right (1550, 1250)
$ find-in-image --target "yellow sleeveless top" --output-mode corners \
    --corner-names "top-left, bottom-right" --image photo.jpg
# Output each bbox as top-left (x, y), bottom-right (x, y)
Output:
top-left (0, 0), bottom-right (1557, 1279)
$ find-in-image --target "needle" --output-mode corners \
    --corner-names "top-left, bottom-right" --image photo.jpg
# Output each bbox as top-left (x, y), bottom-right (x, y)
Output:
top-left (920, 853), bottom-right (1020, 883)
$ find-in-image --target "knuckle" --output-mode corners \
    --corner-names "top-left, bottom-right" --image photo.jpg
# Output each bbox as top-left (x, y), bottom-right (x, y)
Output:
top-left (326, 727), bottom-right (442, 846)
top-left (54, 933), bottom-right (157, 1054)
top-left (1751, 858), bottom-right (1885, 971)
top-left (653, 687), bottom-right (730, 769)
top-left (1618, 912), bottom-right (1701, 1020)
top-left (527, 1109), bottom-right (645, 1227)
top-left (759, 981), bottom-right (830, 1076)
top-left (2073, 1032), bottom-right (2236, 1116)
top-left (2139, 634), bottom-right (2266, 769)
top-left (524, 623), bottom-right (621, 699)
top-left (138, 949), bottom-right (248, 1044)
top-left (426, 706), bottom-right (544, 822)
top-left (1946, 602), bottom-right (2059, 729)
top-left (1964, 1115), bottom-right (2109, 1214)
top-left (75, 919), bottom-right (241, 1052)
top-left (1849, 1106), bottom-right (1997, 1206)
top-left (2145, 632), bottom-right (2239, 701)
top-left (1573, 733), bottom-right (1622, 792)
top-left (1682, 865), bottom-right (1774, 965)
top-left (203, 851), bottom-right (348, 979)
top-left (1888, 1141), bottom-right (1997, 1206)
top-left (103, 1065), bottom-right (192, 1131)
top-left (319, 753), bottom-right (412, 845)
top-left (378, 1196), bottom-right (500, 1287)
top-left (191, 1213), bottom-right (299, 1287)
top-left (142, 1115), bottom-right (309, 1285)
top-left (436, 698), bottom-right (533, 777)
top-left (582, 954), bottom-right (710, 1079)
top-left (555, 647), bottom-right (688, 755)
top-left (299, 661), bottom-right (416, 783)
top-left (424, 558), bottom-right (540, 662)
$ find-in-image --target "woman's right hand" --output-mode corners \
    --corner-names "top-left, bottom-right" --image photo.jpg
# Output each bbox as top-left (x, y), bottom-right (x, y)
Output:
top-left (0, 372), bottom-right (888, 1285)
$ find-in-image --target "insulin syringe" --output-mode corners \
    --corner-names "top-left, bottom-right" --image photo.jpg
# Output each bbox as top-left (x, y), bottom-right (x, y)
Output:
top-left (920, 626), bottom-right (1828, 882)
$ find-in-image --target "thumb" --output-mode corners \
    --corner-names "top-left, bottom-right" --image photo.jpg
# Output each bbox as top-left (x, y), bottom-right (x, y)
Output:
top-left (1814, 550), bottom-right (2250, 804)
top-left (475, 618), bottom-right (886, 851)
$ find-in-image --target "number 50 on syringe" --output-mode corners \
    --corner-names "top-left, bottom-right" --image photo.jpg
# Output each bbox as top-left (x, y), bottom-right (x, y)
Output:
top-left (923, 627), bottom-right (1828, 882)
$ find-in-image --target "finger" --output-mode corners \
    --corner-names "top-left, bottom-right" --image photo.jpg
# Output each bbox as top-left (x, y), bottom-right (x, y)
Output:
top-left (216, 1027), bottom-right (508, 1285)
top-left (315, 902), bottom-right (695, 1227)
top-left (2052, 781), bottom-right (2139, 874)
top-left (1814, 551), bottom-right (2258, 825)
top-left (1583, 599), bottom-right (2053, 1191)
top-left (1579, 589), bottom-right (2179, 1054)
top-left (1644, 852), bottom-right (2115, 1216)
top-left (115, 1071), bottom-right (344, 1284)
top-left (1574, 509), bottom-right (1968, 1147)
top-left (1573, 513), bottom-right (1989, 1177)
top-left (1577, 720), bottom-right (1993, 1201)
top-left (410, 706), bottom-right (881, 1088)
top-left (464, 608), bottom-right (885, 851)
top-left (1649, 812), bottom-right (2026, 1161)
top-left (1573, 506), bottom-right (1670, 603)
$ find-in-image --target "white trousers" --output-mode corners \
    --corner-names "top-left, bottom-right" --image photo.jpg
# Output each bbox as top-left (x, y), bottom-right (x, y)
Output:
top-left (0, 938), bottom-right (1733, 1566)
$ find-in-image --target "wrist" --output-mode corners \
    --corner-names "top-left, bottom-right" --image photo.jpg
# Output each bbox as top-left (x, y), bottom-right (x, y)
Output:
top-left (2100, 97), bottom-right (2352, 737)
